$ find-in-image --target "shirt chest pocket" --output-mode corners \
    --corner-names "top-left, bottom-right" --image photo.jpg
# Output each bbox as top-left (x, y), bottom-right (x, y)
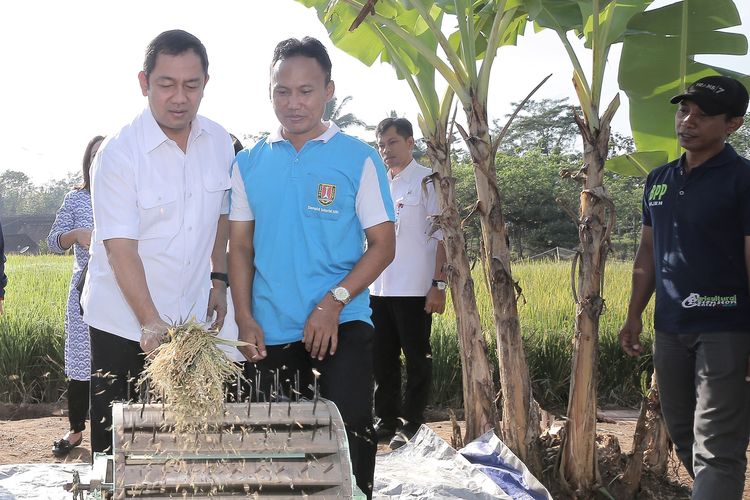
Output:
top-left (202, 168), bottom-right (231, 214)
top-left (137, 186), bottom-right (179, 240)
top-left (395, 192), bottom-right (425, 234)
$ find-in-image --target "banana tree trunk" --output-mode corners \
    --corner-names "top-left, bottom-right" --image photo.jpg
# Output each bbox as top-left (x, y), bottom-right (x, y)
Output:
top-left (621, 372), bottom-right (670, 498)
top-left (424, 131), bottom-right (500, 442)
top-left (643, 374), bottom-right (670, 475)
top-left (559, 108), bottom-right (614, 497)
top-left (461, 93), bottom-right (542, 475)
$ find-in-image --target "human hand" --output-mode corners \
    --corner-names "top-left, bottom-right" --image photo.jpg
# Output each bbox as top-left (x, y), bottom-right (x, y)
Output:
top-left (237, 316), bottom-right (267, 361)
top-left (425, 286), bottom-right (446, 314)
top-left (76, 228), bottom-right (92, 250)
top-left (303, 298), bottom-right (341, 361)
top-left (140, 318), bottom-right (170, 354)
top-left (206, 286), bottom-right (227, 331)
top-left (619, 317), bottom-right (644, 357)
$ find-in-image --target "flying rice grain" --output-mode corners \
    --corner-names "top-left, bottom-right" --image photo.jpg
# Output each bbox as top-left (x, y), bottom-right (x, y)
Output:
top-left (141, 320), bottom-right (247, 433)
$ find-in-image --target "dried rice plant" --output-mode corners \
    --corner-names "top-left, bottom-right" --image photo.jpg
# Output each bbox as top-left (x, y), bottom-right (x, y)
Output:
top-left (141, 320), bottom-right (245, 432)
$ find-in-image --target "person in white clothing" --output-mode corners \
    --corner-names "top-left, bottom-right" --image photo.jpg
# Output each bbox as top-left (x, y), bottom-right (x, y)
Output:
top-left (370, 117), bottom-right (447, 450)
top-left (81, 29), bottom-right (234, 454)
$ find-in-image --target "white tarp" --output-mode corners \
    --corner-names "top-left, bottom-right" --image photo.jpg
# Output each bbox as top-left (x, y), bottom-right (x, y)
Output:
top-left (374, 425), bottom-right (512, 499)
top-left (0, 463), bottom-right (90, 499)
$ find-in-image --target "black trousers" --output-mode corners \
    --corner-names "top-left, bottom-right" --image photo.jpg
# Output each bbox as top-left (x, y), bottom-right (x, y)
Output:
top-left (370, 296), bottom-right (432, 426)
top-left (244, 321), bottom-right (377, 499)
top-left (67, 379), bottom-right (89, 433)
top-left (89, 327), bottom-right (145, 454)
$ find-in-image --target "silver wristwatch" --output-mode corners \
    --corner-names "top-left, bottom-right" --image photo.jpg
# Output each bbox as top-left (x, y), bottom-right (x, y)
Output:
top-left (330, 286), bottom-right (352, 305)
top-left (432, 279), bottom-right (448, 291)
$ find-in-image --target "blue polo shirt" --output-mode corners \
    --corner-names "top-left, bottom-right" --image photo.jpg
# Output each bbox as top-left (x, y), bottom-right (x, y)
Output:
top-left (643, 144), bottom-right (750, 334)
top-left (230, 124), bottom-right (395, 345)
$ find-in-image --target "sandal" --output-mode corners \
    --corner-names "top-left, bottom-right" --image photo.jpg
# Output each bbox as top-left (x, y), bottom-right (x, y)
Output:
top-left (52, 433), bottom-right (83, 457)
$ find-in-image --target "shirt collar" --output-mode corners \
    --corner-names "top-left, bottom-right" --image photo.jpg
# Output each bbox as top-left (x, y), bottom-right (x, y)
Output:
top-left (267, 121), bottom-right (340, 144)
top-left (140, 107), bottom-right (209, 153)
top-left (674, 143), bottom-right (739, 172)
top-left (389, 158), bottom-right (420, 180)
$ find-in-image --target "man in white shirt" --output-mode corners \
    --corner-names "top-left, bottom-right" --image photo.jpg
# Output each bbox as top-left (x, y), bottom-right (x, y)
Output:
top-left (82, 29), bottom-right (234, 454)
top-left (370, 117), bottom-right (447, 450)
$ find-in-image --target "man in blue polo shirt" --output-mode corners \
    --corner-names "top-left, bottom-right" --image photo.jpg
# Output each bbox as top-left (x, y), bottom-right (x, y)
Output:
top-left (228, 37), bottom-right (395, 498)
top-left (619, 75), bottom-right (750, 499)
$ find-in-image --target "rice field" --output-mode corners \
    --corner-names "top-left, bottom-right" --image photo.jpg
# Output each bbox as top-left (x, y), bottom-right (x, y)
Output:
top-left (0, 255), bottom-right (653, 408)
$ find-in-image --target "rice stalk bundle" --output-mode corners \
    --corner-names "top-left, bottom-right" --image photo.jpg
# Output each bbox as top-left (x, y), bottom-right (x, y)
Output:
top-left (141, 320), bottom-right (245, 432)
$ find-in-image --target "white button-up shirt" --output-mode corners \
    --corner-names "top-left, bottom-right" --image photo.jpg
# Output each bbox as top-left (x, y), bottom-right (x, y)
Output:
top-left (370, 159), bottom-right (442, 297)
top-left (82, 108), bottom-right (233, 342)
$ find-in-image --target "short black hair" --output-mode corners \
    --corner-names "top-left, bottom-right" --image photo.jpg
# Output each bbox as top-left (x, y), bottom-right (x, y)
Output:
top-left (376, 117), bottom-right (413, 140)
top-left (271, 37), bottom-right (332, 83)
top-left (143, 29), bottom-right (208, 78)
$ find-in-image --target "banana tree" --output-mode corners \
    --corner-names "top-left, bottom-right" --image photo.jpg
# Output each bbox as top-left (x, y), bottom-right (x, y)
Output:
top-left (297, 0), bottom-right (544, 472)
top-left (297, 0), bottom-right (501, 444)
top-left (531, 0), bottom-right (748, 496)
top-left (531, 0), bottom-right (651, 496)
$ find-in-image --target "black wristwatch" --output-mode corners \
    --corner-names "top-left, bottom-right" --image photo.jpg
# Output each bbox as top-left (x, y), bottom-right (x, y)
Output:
top-left (211, 272), bottom-right (229, 288)
top-left (432, 279), bottom-right (447, 291)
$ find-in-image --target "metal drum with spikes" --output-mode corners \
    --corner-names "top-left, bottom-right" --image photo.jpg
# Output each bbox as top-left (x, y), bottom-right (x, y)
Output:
top-left (79, 399), bottom-right (364, 499)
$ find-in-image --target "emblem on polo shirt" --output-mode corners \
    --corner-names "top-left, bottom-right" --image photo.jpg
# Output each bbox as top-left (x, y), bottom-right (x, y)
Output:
top-left (648, 183), bottom-right (668, 206)
top-left (317, 183), bottom-right (336, 206)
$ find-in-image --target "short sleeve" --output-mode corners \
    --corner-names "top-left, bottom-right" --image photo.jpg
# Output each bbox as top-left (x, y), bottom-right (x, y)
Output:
top-left (91, 147), bottom-right (139, 241)
top-left (641, 176), bottom-right (652, 228)
top-left (47, 192), bottom-right (76, 253)
top-left (229, 162), bottom-right (254, 221)
top-left (355, 155), bottom-right (395, 229)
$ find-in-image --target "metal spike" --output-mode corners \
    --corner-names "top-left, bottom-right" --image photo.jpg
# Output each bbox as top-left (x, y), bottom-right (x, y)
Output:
top-left (126, 371), bottom-right (131, 401)
top-left (152, 424), bottom-right (157, 444)
top-left (311, 419), bottom-right (318, 442)
top-left (275, 369), bottom-right (280, 402)
top-left (247, 391), bottom-right (253, 417)
top-left (255, 371), bottom-right (261, 402)
top-left (329, 415), bottom-right (332, 440)
top-left (236, 372), bottom-right (242, 402)
top-left (294, 372), bottom-right (300, 402)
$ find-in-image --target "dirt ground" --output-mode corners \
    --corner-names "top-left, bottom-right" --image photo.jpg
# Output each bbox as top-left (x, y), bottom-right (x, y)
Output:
top-left (1, 404), bottom-right (749, 498)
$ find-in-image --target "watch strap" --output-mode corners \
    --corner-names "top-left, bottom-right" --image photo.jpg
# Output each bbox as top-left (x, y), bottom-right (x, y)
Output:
top-left (211, 272), bottom-right (229, 287)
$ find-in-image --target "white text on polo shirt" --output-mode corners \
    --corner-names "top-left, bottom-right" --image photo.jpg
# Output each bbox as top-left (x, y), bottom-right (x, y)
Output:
top-left (681, 293), bottom-right (738, 309)
top-left (307, 205), bottom-right (340, 215)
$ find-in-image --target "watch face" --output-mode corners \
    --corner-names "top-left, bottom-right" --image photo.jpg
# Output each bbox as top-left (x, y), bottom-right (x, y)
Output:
top-left (437, 282), bottom-right (447, 291)
top-left (333, 287), bottom-right (350, 302)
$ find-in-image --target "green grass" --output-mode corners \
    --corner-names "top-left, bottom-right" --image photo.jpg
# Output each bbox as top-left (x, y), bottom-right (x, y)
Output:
top-left (0, 255), bottom-right (70, 403)
top-left (0, 255), bottom-right (653, 409)
top-left (430, 260), bottom-right (655, 409)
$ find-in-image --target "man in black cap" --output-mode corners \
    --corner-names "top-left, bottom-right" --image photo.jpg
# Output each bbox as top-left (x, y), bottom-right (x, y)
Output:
top-left (619, 75), bottom-right (750, 499)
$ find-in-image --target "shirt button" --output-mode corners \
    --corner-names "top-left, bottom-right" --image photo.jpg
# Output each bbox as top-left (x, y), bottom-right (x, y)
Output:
top-left (679, 190), bottom-right (684, 195)
top-left (294, 158), bottom-right (299, 163)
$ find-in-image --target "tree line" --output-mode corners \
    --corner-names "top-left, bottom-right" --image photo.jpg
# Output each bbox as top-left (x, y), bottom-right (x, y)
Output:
top-left (4, 97), bottom-right (748, 261)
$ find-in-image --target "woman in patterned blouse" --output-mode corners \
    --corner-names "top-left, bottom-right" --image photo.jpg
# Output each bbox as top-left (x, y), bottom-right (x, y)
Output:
top-left (47, 135), bottom-right (103, 457)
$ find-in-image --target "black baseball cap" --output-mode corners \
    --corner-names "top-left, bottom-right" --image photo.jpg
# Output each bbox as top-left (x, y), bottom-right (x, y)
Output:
top-left (670, 76), bottom-right (749, 117)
